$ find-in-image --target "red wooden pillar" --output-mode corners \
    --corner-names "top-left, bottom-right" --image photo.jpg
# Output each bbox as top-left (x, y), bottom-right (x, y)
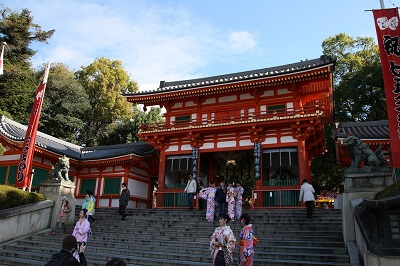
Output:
top-left (157, 149), bottom-right (166, 207)
top-left (297, 139), bottom-right (310, 182)
top-left (96, 167), bottom-right (104, 208)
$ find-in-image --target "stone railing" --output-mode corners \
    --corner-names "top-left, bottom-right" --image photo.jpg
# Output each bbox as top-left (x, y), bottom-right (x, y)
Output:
top-left (0, 200), bottom-right (54, 244)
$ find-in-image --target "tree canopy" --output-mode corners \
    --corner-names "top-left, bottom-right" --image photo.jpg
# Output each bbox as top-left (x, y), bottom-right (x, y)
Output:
top-left (311, 33), bottom-right (386, 193)
top-left (77, 57), bottom-right (138, 146)
top-left (0, 7), bottom-right (54, 123)
top-left (322, 33), bottom-right (386, 122)
top-left (39, 63), bottom-right (90, 144)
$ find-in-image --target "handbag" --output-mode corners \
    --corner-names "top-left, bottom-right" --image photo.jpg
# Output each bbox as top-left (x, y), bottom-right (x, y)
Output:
top-left (214, 250), bottom-right (232, 266)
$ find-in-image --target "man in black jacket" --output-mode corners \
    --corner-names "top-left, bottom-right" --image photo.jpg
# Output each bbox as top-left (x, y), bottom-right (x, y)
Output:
top-left (46, 235), bottom-right (87, 265)
top-left (119, 182), bottom-right (130, 221)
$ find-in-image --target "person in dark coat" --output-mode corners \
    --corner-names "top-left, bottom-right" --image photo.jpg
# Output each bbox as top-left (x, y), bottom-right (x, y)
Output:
top-left (119, 182), bottom-right (130, 221)
top-left (46, 235), bottom-right (87, 266)
top-left (215, 182), bottom-right (226, 217)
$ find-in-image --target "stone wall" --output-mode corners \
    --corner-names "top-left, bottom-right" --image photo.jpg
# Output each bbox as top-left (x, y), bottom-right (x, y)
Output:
top-left (0, 200), bottom-right (54, 244)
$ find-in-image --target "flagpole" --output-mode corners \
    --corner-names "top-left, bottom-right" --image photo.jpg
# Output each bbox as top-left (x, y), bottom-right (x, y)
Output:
top-left (16, 62), bottom-right (51, 190)
top-left (0, 42), bottom-right (6, 75)
top-left (380, 0), bottom-right (385, 9)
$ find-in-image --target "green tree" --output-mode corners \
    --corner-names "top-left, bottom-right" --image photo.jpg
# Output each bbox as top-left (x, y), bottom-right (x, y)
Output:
top-left (0, 7), bottom-right (54, 122)
top-left (77, 57), bottom-right (138, 146)
top-left (311, 33), bottom-right (386, 193)
top-left (0, 143), bottom-right (5, 156)
top-left (98, 106), bottom-right (164, 145)
top-left (322, 33), bottom-right (386, 122)
top-left (38, 63), bottom-right (90, 144)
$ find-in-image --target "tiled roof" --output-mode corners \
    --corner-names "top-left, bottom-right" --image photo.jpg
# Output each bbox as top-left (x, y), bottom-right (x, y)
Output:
top-left (334, 120), bottom-right (389, 139)
top-left (124, 55), bottom-right (335, 96)
top-left (0, 116), bottom-right (155, 160)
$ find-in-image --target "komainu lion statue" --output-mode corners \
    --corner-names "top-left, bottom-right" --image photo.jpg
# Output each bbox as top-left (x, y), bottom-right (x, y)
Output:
top-left (48, 155), bottom-right (70, 182)
top-left (343, 136), bottom-right (388, 173)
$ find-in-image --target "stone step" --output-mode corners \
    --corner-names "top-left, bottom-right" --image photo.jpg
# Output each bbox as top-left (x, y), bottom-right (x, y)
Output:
top-left (18, 238), bottom-right (347, 255)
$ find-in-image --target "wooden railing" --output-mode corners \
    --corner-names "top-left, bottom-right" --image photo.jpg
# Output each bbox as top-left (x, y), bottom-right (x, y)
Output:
top-left (140, 105), bottom-right (324, 132)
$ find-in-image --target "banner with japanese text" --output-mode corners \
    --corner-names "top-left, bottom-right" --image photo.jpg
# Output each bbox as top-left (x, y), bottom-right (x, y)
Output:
top-left (16, 62), bottom-right (51, 189)
top-left (373, 8), bottom-right (400, 168)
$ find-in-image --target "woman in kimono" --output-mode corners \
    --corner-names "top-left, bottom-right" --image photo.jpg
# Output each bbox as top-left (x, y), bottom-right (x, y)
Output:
top-left (235, 181), bottom-right (244, 220)
top-left (226, 182), bottom-right (236, 221)
top-left (72, 209), bottom-right (91, 261)
top-left (239, 213), bottom-right (254, 266)
top-left (210, 213), bottom-right (236, 265)
top-left (199, 181), bottom-right (217, 222)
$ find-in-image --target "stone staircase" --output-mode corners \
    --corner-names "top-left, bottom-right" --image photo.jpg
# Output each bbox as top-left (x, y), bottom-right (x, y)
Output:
top-left (0, 208), bottom-right (351, 265)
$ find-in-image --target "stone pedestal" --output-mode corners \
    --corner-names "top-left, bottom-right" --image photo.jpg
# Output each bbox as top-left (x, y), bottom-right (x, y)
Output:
top-left (342, 171), bottom-right (393, 244)
top-left (39, 180), bottom-right (76, 229)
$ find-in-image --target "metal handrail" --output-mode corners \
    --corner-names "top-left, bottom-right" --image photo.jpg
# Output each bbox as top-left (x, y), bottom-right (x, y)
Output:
top-left (252, 188), bottom-right (301, 209)
top-left (153, 191), bottom-right (199, 209)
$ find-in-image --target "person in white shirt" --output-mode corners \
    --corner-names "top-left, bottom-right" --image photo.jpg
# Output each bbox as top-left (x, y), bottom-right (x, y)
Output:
top-left (299, 179), bottom-right (316, 219)
top-left (184, 174), bottom-right (197, 210)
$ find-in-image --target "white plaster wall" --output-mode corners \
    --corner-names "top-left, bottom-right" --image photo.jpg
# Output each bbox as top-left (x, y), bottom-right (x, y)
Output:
top-left (111, 199), bottom-right (119, 207)
top-left (115, 166), bottom-right (124, 171)
top-left (131, 167), bottom-right (148, 177)
top-left (99, 199), bottom-right (109, 207)
top-left (260, 105), bottom-right (266, 115)
top-left (281, 136), bottom-right (296, 143)
top-left (191, 113), bottom-right (197, 122)
top-left (186, 101), bottom-right (196, 107)
top-left (203, 98), bottom-right (216, 105)
top-left (277, 88), bottom-right (291, 95)
top-left (139, 202), bottom-right (147, 209)
top-left (81, 168), bottom-right (89, 174)
top-left (287, 102), bottom-right (294, 111)
top-left (127, 200), bottom-right (136, 208)
top-left (44, 159), bottom-right (53, 166)
top-left (0, 154), bottom-right (20, 161)
top-left (129, 179), bottom-right (149, 199)
top-left (261, 90), bottom-right (274, 97)
top-left (181, 144), bottom-right (192, 151)
top-left (219, 95), bottom-right (237, 103)
top-left (239, 140), bottom-right (253, 146)
top-left (33, 156), bottom-right (41, 163)
top-left (104, 167), bottom-right (113, 172)
top-left (76, 198), bottom-right (84, 206)
top-left (170, 116), bottom-right (175, 123)
top-left (166, 145), bottom-right (179, 152)
top-left (172, 102), bottom-right (183, 108)
top-left (262, 137), bottom-right (278, 144)
top-left (240, 93), bottom-right (254, 100)
top-left (217, 141), bottom-right (236, 148)
top-left (200, 143), bottom-right (214, 150)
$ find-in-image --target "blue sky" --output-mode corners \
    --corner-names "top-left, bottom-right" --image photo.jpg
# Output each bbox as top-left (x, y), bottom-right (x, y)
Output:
top-left (2, 0), bottom-right (396, 90)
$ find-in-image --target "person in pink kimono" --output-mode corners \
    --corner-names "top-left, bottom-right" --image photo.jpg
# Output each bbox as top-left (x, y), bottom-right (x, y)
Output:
top-left (235, 181), bottom-right (244, 220)
top-left (226, 182), bottom-right (236, 221)
top-left (199, 181), bottom-right (217, 222)
top-left (210, 213), bottom-right (236, 265)
top-left (72, 209), bottom-right (91, 261)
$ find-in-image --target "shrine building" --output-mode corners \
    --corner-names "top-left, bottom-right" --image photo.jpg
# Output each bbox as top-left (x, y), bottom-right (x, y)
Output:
top-left (0, 115), bottom-right (158, 208)
top-left (124, 55), bottom-right (336, 208)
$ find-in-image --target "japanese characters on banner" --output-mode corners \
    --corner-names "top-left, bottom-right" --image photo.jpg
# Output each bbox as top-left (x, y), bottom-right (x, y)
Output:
top-left (373, 8), bottom-right (400, 168)
top-left (191, 147), bottom-right (199, 179)
top-left (254, 142), bottom-right (261, 180)
top-left (16, 62), bottom-right (51, 189)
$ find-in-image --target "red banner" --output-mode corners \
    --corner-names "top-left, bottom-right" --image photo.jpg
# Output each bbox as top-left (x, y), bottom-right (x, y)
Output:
top-left (16, 63), bottom-right (50, 189)
top-left (373, 8), bottom-right (400, 168)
